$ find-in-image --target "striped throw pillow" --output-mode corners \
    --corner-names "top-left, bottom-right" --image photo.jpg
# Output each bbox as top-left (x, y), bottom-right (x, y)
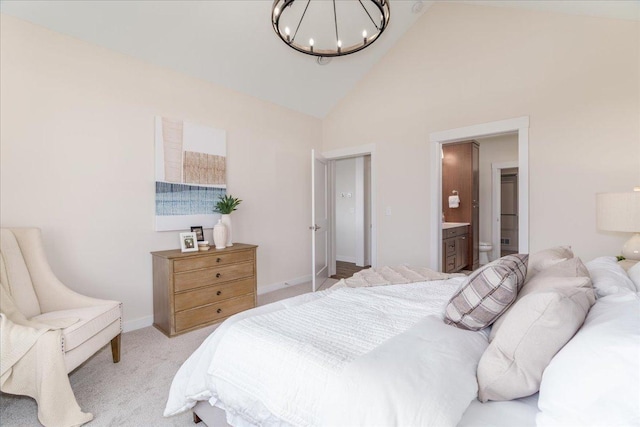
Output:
top-left (444, 254), bottom-right (529, 331)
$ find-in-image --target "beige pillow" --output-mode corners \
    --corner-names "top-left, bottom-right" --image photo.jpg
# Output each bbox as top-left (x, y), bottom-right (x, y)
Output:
top-left (527, 246), bottom-right (574, 280)
top-left (532, 256), bottom-right (589, 278)
top-left (444, 254), bottom-right (528, 331)
top-left (477, 287), bottom-right (594, 402)
top-left (490, 258), bottom-right (593, 340)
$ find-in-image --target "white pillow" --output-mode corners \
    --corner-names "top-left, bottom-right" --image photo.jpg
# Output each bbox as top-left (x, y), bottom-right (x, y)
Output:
top-left (537, 293), bottom-right (640, 427)
top-left (584, 256), bottom-right (636, 297)
top-left (627, 262), bottom-right (640, 292)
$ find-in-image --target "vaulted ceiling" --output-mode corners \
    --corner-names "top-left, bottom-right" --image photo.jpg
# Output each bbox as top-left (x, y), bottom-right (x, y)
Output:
top-left (1, 1), bottom-right (638, 118)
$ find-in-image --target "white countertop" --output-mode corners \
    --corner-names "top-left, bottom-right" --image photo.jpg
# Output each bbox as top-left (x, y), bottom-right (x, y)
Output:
top-left (442, 222), bottom-right (470, 230)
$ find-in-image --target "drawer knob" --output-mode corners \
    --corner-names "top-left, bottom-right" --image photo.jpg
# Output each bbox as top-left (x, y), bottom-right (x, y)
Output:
top-left (216, 258), bottom-right (222, 263)
top-left (217, 308), bottom-right (222, 314)
top-left (216, 290), bottom-right (222, 296)
top-left (216, 273), bottom-right (221, 278)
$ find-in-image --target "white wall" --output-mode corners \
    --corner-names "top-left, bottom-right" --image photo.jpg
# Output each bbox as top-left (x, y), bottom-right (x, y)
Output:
top-left (477, 133), bottom-right (519, 244)
top-left (323, 2), bottom-right (639, 264)
top-left (335, 158), bottom-right (356, 262)
top-left (0, 15), bottom-right (322, 330)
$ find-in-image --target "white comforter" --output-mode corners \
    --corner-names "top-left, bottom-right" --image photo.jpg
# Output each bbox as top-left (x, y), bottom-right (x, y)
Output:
top-left (165, 279), bottom-right (488, 426)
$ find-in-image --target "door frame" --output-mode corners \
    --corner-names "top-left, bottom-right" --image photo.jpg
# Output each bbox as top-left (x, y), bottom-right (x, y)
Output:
top-left (429, 116), bottom-right (529, 271)
top-left (322, 143), bottom-right (377, 276)
top-left (492, 161), bottom-right (519, 261)
top-left (311, 149), bottom-right (329, 291)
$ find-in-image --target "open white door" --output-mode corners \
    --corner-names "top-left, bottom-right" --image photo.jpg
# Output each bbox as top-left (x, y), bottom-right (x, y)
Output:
top-left (311, 149), bottom-right (329, 292)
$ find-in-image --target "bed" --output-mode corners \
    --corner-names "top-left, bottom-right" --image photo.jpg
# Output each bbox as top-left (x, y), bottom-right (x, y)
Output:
top-left (164, 251), bottom-right (640, 426)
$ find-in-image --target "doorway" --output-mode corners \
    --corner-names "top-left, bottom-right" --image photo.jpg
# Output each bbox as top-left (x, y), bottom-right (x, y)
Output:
top-left (333, 156), bottom-right (372, 278)
top-left (500, 168), bottom-right (519, 256)
top-left (317, 144), bottom-right (377, 280)
top-left (429, 117), bottom-right (530, 271)
top-left (492, 161), bottom-right (519, 260)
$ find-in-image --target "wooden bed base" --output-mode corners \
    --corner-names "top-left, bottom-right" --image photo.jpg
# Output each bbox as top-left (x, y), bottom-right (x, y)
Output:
top-left (192, 401), bottom-right (231, 427)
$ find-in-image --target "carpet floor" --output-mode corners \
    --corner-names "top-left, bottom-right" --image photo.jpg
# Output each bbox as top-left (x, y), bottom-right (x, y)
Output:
top-left (0, 278), bottom-right (337, 426)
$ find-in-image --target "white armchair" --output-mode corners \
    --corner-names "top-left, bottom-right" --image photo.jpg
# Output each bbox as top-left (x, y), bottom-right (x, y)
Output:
top-left (0, 227), bottom-right (122, 372)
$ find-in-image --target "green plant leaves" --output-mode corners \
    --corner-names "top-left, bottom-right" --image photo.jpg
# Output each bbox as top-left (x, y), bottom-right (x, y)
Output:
top-left (213, 194), bottom-right (242, 214)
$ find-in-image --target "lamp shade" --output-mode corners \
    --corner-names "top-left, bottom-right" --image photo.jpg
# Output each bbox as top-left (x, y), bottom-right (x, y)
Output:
top-left (596, 192), bottom-right (640, 232)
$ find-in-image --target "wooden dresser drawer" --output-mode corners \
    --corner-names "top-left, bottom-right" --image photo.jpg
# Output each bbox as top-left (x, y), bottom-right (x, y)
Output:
top-left (445, 239), bottom-right (456, 256)
top-left (445, 256), bottom-right (456, 273)
top-left (444, 226), bottom-right (468, 238)
top-left (175, 278), bottom-right (255, 312)
top-left (152, 243), bottom-right (258, 337)
top-left (174, 262), bottom-right (254, 292)
top-left (174, 249), bottom-right (254, 273)
top-left (175, 294), bottom-right (255, 332)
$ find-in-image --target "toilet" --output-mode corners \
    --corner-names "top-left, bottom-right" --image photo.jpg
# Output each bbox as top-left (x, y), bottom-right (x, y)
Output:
top-left (479, 242), bottom-right (493, 265)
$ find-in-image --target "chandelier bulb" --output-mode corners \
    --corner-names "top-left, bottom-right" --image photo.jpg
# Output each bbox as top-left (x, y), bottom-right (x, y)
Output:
top-left (362, 30), bottom-right (368, 44)
top-left (274, 7), bottom-right (280, 16)
top-left (309, 38), bottom-right (314, 52)
top-left (285, 26), bottom-right (291, 42)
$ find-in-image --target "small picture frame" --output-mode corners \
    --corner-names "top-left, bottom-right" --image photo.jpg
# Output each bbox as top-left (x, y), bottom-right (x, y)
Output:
top-left (179, 232), bottom-right (198, 253)
top-left (190, 226), bottom-right (204, 242)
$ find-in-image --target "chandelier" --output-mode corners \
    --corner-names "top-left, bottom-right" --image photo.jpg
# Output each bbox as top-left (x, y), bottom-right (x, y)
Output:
top-left (271, 0), bottom-right (391, 58)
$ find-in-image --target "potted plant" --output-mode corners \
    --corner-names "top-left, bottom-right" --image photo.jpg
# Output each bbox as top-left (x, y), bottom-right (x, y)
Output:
top-left (214, 195), bottom-right (242, 247)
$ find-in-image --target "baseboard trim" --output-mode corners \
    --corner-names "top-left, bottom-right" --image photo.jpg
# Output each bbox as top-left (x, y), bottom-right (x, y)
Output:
top-left (123, 315), bottom-right (153, 333)
top-left (257, 274), bottom-right (313, 295)
top-left (336, 256), bottom-right (356, 263)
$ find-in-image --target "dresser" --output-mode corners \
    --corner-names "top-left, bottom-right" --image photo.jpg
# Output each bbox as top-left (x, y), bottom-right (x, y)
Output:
top-left (151, 243), bottom-right (257, 337)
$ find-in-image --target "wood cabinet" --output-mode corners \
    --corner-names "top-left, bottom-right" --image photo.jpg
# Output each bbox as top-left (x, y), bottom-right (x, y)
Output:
top-left (442, 225), bottom-right (469, 273)
top-left (151, 243), bottom-right (257, 337)
top-left (442, 141), bottom-right (480, 270)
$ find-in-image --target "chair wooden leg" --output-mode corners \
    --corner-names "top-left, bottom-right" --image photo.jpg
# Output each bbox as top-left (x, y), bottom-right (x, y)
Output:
top-left (110, 333), bottom-right (121, 363)
top-left (193, 412), bottom-right (202, 424)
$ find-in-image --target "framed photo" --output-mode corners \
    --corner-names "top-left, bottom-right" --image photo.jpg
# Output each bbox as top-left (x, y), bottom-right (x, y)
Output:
top-left (179, 232), bottom-right (198, 253)
top-left (190, 226), bottom-right (204, 242)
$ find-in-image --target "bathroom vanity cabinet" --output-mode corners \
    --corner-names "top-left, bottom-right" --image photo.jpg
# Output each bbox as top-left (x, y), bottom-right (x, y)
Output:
top-left (442, 141), bottom-right (479, 270)
top-left (442, 225), bottom-right (469, 273)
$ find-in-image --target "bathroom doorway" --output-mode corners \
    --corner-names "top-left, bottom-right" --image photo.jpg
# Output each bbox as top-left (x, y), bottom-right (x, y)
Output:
top-left (429, 117), bottom-right (529, 272)
top-left (500, 168), bottom-right (519, 256)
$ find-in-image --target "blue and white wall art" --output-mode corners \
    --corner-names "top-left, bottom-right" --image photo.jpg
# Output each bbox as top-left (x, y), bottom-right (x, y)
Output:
top-left (154, 117), bottom-right (226, 231)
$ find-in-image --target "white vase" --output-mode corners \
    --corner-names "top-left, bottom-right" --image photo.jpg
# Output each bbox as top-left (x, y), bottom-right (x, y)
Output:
top-left (221, 214), bottom-right (233, 246)
top-left (213, 219), bottom-right (228, 250)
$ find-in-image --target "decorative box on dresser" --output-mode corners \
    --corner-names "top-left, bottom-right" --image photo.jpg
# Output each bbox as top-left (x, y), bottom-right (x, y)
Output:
top-left (151, 243), bottom-right (257, 337)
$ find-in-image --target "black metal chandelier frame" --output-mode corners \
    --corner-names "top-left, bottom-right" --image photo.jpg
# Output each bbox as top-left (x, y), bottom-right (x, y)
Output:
top-left (271, 0), bottom-right (391, 58)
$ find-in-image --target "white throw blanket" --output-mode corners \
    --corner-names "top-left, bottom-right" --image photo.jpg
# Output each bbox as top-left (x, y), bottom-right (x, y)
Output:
top-left (166, 278), bottom-right (488, 426)
top-left (0, 284), bottom-right (93, 427)
top-left (334, 265), bottom-right (465, 288)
